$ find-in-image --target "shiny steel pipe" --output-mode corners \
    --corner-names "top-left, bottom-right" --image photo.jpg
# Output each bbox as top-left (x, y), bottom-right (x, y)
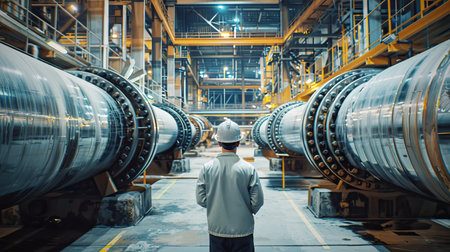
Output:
top-left (334, 40), bottom-right (450, 202)
top-left (0, 44), bottom-right (158, 208)
top-left (252, 115), bottom-right (270, 148)
top-left (0, 44), bottom-right (194, 208)
top-left (256, 40), bottom-right (450, 203)
top-left (265, 101), bottom-right (306, 156)
top-left (189, 115), bottom-right (213, 147)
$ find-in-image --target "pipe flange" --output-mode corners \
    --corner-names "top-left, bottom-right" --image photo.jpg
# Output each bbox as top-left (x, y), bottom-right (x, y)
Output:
top-left (77, 67), bottom-right (158, 187)
top-left (153, 103), bottom-right (193, 152)
top-left (302, 69), bottom-right (375, 185)
top-left (267, 101), bottom-right (305, 155)
top-left (315, 71), bottom-right (382, 190)
top-left (252, 115), bottom-right (270, 148)
top-left (325, 74), bottom-right (382, 189)
top-left (189, 116), bottom-right (202, 148)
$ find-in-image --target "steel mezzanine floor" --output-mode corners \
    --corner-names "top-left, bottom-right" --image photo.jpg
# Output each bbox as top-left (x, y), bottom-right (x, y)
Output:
top-left (60, 146), bottom-right (449, 252)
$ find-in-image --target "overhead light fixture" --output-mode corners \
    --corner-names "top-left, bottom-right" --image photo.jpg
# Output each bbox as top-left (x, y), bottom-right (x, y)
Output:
top-left (218, 5), bottom-right (224, 10)
top-left (382, 33), bottom-right (397, 44)
top-left (111, 33), bottom-right (119, 39)
top-left (221, 32), bottom-right (230, 38)
top-left (70, 4), bottom-right (78, 12)
top-left (47, 40), bottom-right (67, 54)
top-left (233, 17), bottom-right (239, 23)
top-left (223, 66), bottom-right (229, 71)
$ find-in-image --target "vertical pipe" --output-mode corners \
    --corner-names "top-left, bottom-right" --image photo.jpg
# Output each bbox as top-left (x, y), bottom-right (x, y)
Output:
top-left (102, 0), bottom-right (109, 69)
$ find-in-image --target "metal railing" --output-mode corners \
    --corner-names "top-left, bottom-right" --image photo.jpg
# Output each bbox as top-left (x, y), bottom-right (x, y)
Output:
top-left (175, 31), bottom-right (281, 39)
top-left (297, 0), bottom-right (447, 87)
top-left (0, 0), bottom-right (125, 68)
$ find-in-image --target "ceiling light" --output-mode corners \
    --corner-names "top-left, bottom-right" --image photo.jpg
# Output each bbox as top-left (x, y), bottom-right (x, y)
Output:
top-left (218, 5), bottom-right (224, 10)
top-left (70, 4), bottom-right (78, 12)
top-left (223, 66), bottom-right (228, 71)
top-left (47, 41), bottom-right (67, 54)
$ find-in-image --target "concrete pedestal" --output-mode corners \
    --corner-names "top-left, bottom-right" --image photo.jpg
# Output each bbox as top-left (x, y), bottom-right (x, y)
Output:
top-left (12, 184), bottom-right (152, 227)
top-left (308, 186), bottom-right (450, 218)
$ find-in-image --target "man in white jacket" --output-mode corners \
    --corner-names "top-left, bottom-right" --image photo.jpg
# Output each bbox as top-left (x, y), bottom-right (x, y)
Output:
top-left (196, 119), bottom-right (264, 252)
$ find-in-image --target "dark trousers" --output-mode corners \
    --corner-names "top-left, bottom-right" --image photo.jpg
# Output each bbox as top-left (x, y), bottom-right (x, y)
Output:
top-left (209, 234), bottom-right (254, 252)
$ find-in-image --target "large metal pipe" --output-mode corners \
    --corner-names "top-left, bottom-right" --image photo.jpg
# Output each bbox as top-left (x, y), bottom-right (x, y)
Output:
top-left (253, 40), bottom-right (450, 203)
top-left (0, 43), bottom-right (193, 208)
top-left (189, 115), bottom-right (213, 148)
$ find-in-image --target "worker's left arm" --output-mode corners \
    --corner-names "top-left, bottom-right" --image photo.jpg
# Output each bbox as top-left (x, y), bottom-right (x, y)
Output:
top-left (196, 166), bottom-right (207, 208)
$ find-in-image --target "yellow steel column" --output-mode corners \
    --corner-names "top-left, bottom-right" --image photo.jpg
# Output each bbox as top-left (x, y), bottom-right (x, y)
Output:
top-left (387, 0), bottom-right (392, 34)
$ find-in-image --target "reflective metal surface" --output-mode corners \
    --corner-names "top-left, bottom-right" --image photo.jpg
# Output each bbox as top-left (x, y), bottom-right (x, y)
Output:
top-left (0, 43), bottom-right (124, 207)
top-left (0, 44), bottom-right (192, 208)
top-left (259, 119), bottom-right (269, 146)
top-left (336, 40), bottom-right (450, 202)
top-left (252, 115), bottom-right (270, 149)
top-left (278, 104), bottom-right (307, 155)
top-left (254, 40), bottom-right (450, 203)
top-left (153, 106), bottom-right (179, 153)
top-left (189, 115), bottom-right (213, 147)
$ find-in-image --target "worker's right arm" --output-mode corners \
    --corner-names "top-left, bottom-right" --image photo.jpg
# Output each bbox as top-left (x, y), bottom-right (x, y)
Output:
top-left (196, 166), bottom-right (207, 208)
top-left (249, 168), bottom-right (264, 214)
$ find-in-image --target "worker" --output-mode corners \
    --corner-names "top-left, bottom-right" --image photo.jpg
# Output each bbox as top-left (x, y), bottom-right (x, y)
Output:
top-left (196, 119), bottom-right (264, 252)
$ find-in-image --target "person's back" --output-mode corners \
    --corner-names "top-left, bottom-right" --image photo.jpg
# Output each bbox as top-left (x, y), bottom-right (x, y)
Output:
top-left (196, 119), bottom-right (264, 252)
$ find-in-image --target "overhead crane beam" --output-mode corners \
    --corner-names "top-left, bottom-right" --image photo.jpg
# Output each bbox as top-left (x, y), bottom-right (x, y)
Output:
top-left (174, 37), bottom-right (284, 46)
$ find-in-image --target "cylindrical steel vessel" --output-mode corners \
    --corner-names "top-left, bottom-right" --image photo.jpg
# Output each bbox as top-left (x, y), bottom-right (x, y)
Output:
top-left (153, 106), bottom-right (179, 153)
top-left (335, 40), bottom-right (450, 202)
top-left (254, 40), bottom-right (450, 203)
top-left (252, 115), bottom-right (270, 149)
top-left (189, 115), bottom-right (212, 148)
top-left (0, 44), bottom-right (193, 208)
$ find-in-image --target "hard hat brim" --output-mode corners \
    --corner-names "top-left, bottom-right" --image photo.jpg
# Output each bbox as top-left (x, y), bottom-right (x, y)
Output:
top-left (214, 134), bottom-right (244, 143)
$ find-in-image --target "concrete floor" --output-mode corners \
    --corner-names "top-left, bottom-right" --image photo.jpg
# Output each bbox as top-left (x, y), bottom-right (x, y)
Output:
top-left (2, 145), bottom-right (449, 251)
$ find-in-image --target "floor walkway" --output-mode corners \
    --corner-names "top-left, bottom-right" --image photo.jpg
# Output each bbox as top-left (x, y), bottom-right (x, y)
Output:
top-left (63, 146), bottom-right (389, 251)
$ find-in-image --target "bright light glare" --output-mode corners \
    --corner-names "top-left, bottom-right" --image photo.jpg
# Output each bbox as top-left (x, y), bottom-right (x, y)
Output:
top-left (233, 18), bottom-right (239, 22)
top-left (70, 4), bottom-right (78, 12)
top-left (305, 78), bottom-right (313, 84)
top-left (218, 5), bottom-right (224, 9)
top-left (47, 41), bottom-right (67, 54)
top-left (221, 32), bottom-right (230, 38)
top-left (203, 74), bottom-right (208, 78)
top-left (111, 33), bottom-right (119, 39)
top-left (223, 66), bottom-right (229, 71)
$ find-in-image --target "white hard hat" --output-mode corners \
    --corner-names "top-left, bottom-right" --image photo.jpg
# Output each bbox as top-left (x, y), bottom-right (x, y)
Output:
top-left (215, 119), bottom-right (243, 143)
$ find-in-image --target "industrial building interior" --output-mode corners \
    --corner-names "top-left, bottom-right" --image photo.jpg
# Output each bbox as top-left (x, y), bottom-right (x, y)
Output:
top-left (0, 0), bottom-right (449, 251)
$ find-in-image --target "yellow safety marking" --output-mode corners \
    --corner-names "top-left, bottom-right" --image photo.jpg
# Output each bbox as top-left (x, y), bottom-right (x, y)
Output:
top-left (154, 180), bottom-right (177, 199)
top-left (283, 191), bottom-right (330, 249)
top-left (99, 230), bottom-right (127, 252)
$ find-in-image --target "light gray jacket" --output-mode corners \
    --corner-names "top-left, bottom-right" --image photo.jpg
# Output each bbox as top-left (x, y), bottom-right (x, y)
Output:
top-left (196, 152), bottom-right (264, 238)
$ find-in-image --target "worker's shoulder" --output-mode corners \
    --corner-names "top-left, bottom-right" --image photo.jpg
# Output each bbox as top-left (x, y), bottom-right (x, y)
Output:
top-left (203, 159), bottom-right (218, 169)
top-left (235, 159), bottom-right (254, 170)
